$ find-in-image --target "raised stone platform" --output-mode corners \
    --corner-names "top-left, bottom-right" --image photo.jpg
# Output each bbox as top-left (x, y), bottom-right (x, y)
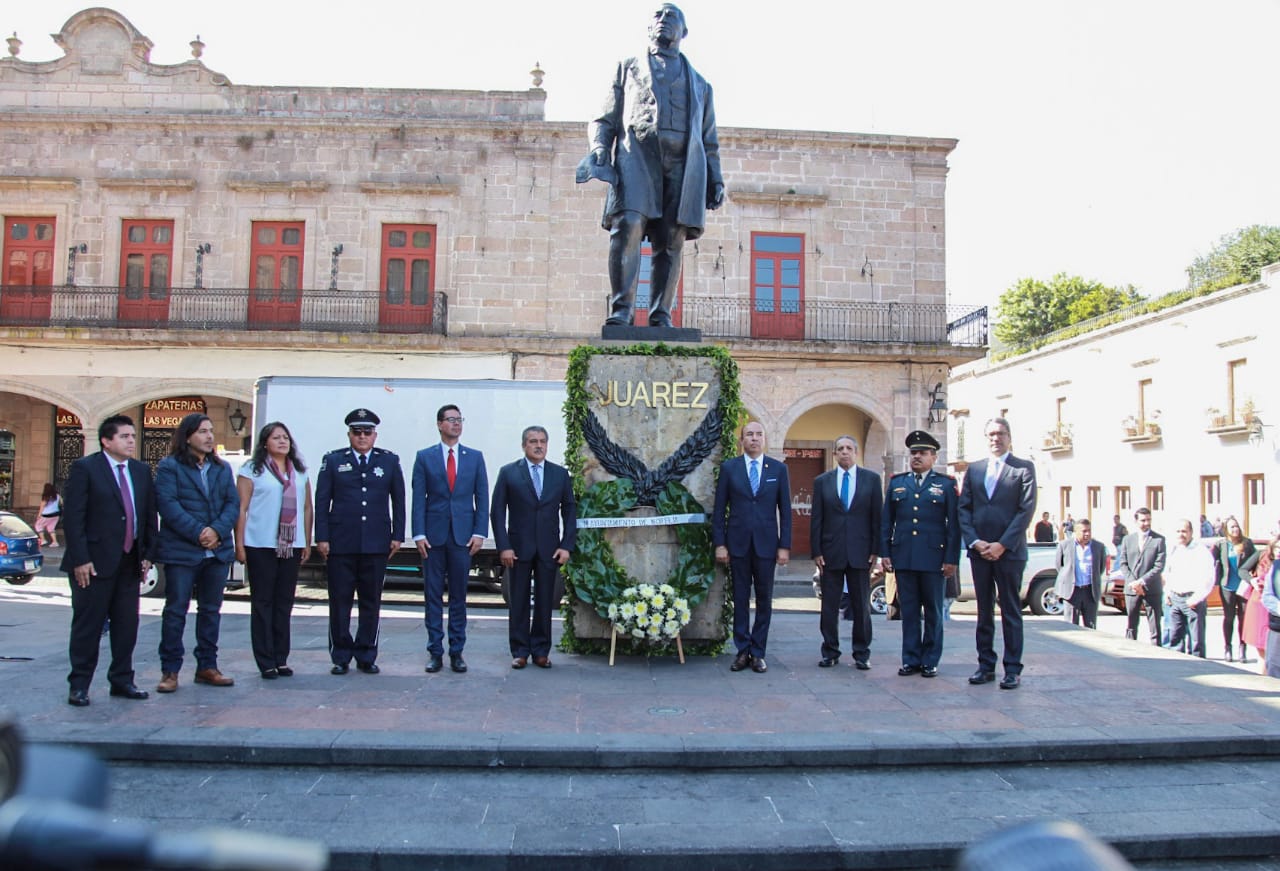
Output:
top-left (600, 324), bottom-right (702, 343)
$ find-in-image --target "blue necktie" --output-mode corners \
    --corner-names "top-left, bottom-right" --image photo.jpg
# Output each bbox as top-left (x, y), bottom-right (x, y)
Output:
top-left (532, 463), bottom-right (543, 498)
top-left (840, 470), bottom-right (850, 510)
top-left (749, 459), bottom-right (759, 495)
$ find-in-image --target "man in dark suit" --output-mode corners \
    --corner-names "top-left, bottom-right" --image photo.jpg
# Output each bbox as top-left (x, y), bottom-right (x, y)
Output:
top-left (585, 3), bottom-right (724, 327)
top-left (810, 435), bottom-right (882, 670)
top-left (957, 417), bottom-right (1037, 690)
top-left (61, 414), bottom-right (158, 706)
top-left (490, 426), bottom-right (576, 669)
top-left (315, 408), bottom-right (406, 675)
top-left (882, 430), bottom-right (960, 678)
top-left (1118, 507), bottom-right (1166, 645)
top-left (712, 420), bottom-right (791, 674)
top-left (1054, 518), bottom-right (1107, 629)
top-left (413, 404), bottom-right (489, 674)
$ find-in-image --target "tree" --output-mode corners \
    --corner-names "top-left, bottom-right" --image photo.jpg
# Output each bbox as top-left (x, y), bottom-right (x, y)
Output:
top-left (993, 273), bottom-right (1139, 347)
top-left (1186, 225), bottom-right (1280, 291)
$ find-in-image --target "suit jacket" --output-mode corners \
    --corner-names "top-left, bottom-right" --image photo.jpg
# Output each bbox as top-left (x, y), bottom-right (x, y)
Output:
top-left (881, 469), bottom-right (961, 572)
top-left (1054, 537), bottom-right (1107, 602)
top-left (712, 454), bottom-right (792, 559)
top-left (59, 451), bottom-right (158, 577)
top-left (154, 454), bottom-right (239, 565)
top-left (490, 459), bottom-right (576, 561)
top-left (412, 442), bottom-right (489, 547)
top-left (810, 465), bottom-right (882, 571)
top-left (1118, 530), bottom-right (1166, 593)
top-left (314, 446), bottom-right (406, 554)
top-left (589, 51), bottom-right (722, 237)
top-left (957, 454), bottom-right (1037, 561)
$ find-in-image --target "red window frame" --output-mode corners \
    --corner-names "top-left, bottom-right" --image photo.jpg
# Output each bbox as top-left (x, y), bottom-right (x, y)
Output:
top-left (632, 243), bottom-right (683, 327)
top-left (1, 216), bottom-right (57, 322)
top-left (378, 223), bottom-right (436, 332)
top-left (750, 232), bottom-right (804, 340)
top-left (118, 219), bottom-right (174, 324)
top-left (248, 221), bottom-right (305, 328)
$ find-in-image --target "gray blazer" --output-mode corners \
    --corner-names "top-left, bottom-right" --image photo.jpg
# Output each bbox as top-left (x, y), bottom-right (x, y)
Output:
top-left (1054, 538), bottom-right (1107, 602)
top-left (1118, 530), bottom-right (1167, 594)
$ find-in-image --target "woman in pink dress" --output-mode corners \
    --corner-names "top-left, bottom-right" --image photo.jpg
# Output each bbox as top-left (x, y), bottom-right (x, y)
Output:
top-left (1240, 538), bottom-right (1279, 673)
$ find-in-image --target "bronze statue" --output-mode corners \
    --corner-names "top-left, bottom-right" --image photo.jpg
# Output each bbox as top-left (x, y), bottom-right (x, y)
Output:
top-left (581, 3), bottom-right (725, 328)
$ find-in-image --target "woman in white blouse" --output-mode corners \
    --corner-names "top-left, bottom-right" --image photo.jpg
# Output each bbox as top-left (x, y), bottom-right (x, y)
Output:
top-left (234, 421), bottom-right (313, 679)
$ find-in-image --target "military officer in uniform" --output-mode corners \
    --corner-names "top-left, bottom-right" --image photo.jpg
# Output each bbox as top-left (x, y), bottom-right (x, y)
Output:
top-left (314, 408), bottom-right (406, 675)
top-left (881, 430), bottom-right (961, 678)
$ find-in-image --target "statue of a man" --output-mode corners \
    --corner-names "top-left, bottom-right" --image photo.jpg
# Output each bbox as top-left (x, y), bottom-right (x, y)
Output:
top-left (584, 3), bottom-right (725, 327)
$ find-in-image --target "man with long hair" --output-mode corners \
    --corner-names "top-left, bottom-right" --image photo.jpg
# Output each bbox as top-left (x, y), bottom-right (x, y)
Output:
top-left (153, 412), bottom-right (240, 693)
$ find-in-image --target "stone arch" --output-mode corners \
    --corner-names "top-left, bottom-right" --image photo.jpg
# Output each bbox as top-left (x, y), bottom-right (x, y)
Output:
top-left (0, 378), bottom-right (93, 425)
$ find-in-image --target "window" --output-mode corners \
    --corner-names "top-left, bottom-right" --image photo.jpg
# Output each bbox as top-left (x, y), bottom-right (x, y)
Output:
top-left (1200, 476), bottom-right (1220, 518)
top-left (1138, 379), bottom-right (1153, 427)
top-left (1087, 486), bottom-right (1101, 523)
top-left (633, 243), bottom-right (683, 327)
top-left (1243, 474), bottom-right (1266, 538)
top-left (1, 216), bottom-right (56, 321)
top-left (1115, 486), bottom-right (1131, 514)
top-left (1228, 359), bottom-right (1247, 423)
top-left (750, 232), bottom-right (804, 339)
top-left (1059, 486), bottom-right (1071, 528)
top-left (248, 221), bottom-right (305, 328)
top-left (118, 219), bottom-right (174, 323)
top-left (1146, 486), bottom-right (1164, 512)
top-left (379, 223), bottom-right (436, 331)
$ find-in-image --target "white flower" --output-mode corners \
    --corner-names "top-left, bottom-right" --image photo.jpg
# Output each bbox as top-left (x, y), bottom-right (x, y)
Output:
top-left (664, 620), bottom-right (681, 636)
top-left (634, 601), bottom-right (648, 616)
top-left (607, 603), bottom-right (619, 620)
top-left (637, 614), bottom-right (650, 628)
top-left (620, 603), bottom-right (635, 619)
top-left (638, 583), bottom-right (655, 598)
top-left (674, 598), bottom-right (688, 611)
top-left (632, 628), bottom-right (646, 638)
top-left (647, 624), bottom-right (661, 638)
top-left (651, 594), bottom-right (666, 610)
top-left (623, 586), bottom-right (636, 598)
top-left (659, 584), bottom-right (675, 596)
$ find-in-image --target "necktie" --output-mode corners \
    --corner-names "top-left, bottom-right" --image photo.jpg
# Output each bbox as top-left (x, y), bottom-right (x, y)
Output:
top-left (840, 470), bottom-right (850, 509)
top-left (532, 463), bottom-right (543, 498)
top-left (749, 459), bottom-right (760, 495)
top-left (985, 459), bottom-right (1001, 499)
top-left (447, 447), bottom-right (457, 491)
top-left (915, 473), bottom-right (924, 487)
top-left (117, 463), bottom-right (135, 553)
top-left (359, 454), bottom-right (368, 469)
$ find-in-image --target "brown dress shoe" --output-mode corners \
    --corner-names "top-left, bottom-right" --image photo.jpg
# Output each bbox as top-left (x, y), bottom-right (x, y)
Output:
top-left (194, 668), bottom-right (234, 687)
top-left (533, 656), bottom-right (552, 669)
top-left (156, 672), bottom-right (179, 693)
top-left (511, 657), bottom-right (528, 669)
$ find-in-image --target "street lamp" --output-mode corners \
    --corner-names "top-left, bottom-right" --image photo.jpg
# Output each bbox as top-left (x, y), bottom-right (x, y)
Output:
top-left (228, 406), bottom-right (247, 437)
top-left (927, 382), bottom-right (948, 426)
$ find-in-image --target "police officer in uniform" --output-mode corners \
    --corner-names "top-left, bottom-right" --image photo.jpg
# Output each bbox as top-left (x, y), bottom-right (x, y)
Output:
top-left (881, 430), bottom-right (961, 678)
top-left (314, 409), bottom-right (406, 675)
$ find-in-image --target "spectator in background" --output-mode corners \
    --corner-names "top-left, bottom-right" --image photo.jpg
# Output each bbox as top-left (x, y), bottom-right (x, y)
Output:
top-left (1033, 512), bottom-right (1055, 544)
top-left (1200, 515), bottom-right (1215, 538)
top-left (1257, 537), bottom-right (1280, 678)
top-left (1061, 514), bottom-right (1075, 540)
top-left (1164, 519), bottom-right (1215, 658)
top-left (1241, 539), bottom-right (1279, 674)
top-left (34, 482), bottom-right (61, 548)
top-left (1111, 514), bottom-right (1128, 549)
top-left (1214, 516), bottom-right (1256, 662)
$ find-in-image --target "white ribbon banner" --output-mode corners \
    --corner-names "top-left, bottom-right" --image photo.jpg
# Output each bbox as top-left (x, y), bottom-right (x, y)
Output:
top-left (576, 513), bottom-right (706, 529)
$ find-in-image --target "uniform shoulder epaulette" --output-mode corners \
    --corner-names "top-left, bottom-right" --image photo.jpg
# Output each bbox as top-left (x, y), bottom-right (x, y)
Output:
top-left (372, 446), bottom-right (398, 458)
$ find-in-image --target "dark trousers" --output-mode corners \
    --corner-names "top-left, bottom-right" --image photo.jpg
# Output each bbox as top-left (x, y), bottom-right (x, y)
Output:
top-left (327, 552), bottom-right (386, 667)
top-left (819, 566), bottom-right (872, 664)
top-left (608, 207), bottom-right (688, 326)
top-left (1063, 586), bottom-right (1099, 629)
top-left (159, 557), bottom-right (230, 673)
top-left (730, 548), bottom-right (776, 659)
top-left (971, 555), bottom-right (1025, 676)
top-left (67, 550), bottom-right (141, 692)
top-left (1167, 592), bottom-right (1207, 658)
top-left (245, 547), bottom-right (300, 672)
top-left (424, 539), bottom-right (470, 657)
top-left (1222, 586), bottom-right (1248, 651)
top-left (507, 556), bottom-right (558, 659)
top-left (897, 570), bottom-right (945, 668)
top-left (1124, 581), bottom-right (1163, 644)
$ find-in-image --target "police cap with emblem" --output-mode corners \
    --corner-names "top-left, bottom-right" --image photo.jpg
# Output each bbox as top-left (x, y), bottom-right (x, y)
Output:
top-left (344, 408), bottom-right (380, 428)
top-left (905, 430), bottom-right (940, 451)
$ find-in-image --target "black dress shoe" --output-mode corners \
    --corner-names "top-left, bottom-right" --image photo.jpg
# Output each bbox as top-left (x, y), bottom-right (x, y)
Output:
top-left (357, 662), bottom-right (380, 674)
top-left (897, 664), bottom-right (922, 676)
top-left (330, 663), bottom-right (349, 675)
top-left (921, 666), bottom-right (938, 678)
top-left (854, 661), bottom-right (871, 671)
top-left (819, 657), bottom-right (838, 668)
top-left (999, 674), bottom-right (1021, 690)
top-left (450, 655), bottom-right (467, 673)
top-left (68, 689), bottom-right (90, 707)
top-left (425, 655), bottom-right (443, 673)
top-left (109, 684), bottom-right (149, 700)
top-left (275, 666), bottom-right (293, 677)
top-left (968, 670), bottom-right (996, 685)
top-left (751, 658), bottom-right (768, 673)
top-left (730, 652), bottom-right (752, 672)
top-left (260, 669), bottom-right (279, 680)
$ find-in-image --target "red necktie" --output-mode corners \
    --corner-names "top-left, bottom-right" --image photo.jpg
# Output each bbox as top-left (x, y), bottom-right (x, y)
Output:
top-left (117, 462), bottom-right (135, 553)
top-left (447, 448), bottom-right (456, 492)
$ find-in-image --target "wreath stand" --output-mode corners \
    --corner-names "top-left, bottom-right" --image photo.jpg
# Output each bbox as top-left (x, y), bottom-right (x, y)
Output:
top-left (609, 624), bottom-right (685, 667)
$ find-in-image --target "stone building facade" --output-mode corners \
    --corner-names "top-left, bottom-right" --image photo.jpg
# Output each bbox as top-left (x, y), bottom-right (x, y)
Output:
top-left (0, 8), bottom-right (985, 555)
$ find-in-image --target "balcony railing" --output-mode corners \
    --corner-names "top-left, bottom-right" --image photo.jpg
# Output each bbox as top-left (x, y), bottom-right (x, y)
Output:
top-left (682, 297), bottom-right (988, 346)
top-left (0, 285), bottom-right (448, 335)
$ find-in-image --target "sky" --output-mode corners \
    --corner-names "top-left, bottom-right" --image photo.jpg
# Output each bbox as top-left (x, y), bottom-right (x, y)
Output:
top-left (6, 0), bottom-right (1279, 313)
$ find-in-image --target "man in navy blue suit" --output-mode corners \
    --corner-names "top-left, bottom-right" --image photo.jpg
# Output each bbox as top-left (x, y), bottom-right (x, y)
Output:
top-left (490, 426), bottom-right (576, 669)
top-left (712, 420), bottom-right (791, 674)
top-left (811, 435), bottom-right (882, 671)
top-left (413, 404), bottom-right (489, 674)
top-left (62, 414), bottom-right (158, 706)
top-left (958, 417), bottom-right (1037, 690)
top-left (315, 408), bottom-right (406, 675)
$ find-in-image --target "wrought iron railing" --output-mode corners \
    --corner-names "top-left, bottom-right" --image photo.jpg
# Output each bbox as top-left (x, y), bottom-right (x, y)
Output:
top-left (682, 297), bottom-right (988, 346)
top-left (0, 285), bottom-right (449, 335)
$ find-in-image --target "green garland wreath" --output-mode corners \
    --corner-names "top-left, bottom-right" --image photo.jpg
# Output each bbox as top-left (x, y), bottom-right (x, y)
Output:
top-left (559, 343), bottom-right (744, 657)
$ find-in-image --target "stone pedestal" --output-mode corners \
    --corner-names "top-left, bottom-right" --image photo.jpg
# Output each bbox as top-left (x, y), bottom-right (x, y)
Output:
top-left (571, 351), bottom-right (727, 643)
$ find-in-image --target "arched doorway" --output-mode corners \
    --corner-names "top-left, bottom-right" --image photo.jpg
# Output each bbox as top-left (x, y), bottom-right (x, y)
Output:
top-left (784, 404), bottom-right (878, 558)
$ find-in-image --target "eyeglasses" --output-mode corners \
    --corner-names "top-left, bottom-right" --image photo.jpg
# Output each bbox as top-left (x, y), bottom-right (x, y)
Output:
top-left (349, 427), bottom-right (375, 436)
top-left (441, 417), bottom-right (464, 424)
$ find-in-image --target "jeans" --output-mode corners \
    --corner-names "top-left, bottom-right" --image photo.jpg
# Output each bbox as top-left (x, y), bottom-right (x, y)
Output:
top-left (158, 558), bottom-right (230, 673)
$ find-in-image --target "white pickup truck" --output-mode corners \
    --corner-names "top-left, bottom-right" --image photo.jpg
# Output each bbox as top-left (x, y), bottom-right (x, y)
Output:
top-left (864, 542), bottom-right (1063, 616)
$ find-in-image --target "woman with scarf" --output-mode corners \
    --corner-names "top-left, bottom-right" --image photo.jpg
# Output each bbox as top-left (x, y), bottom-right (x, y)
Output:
top-left (235, 421), bottom-right (312, 679)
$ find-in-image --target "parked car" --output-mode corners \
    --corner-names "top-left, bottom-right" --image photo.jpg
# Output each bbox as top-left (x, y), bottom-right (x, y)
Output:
top-left (0, 511), bottom-right (43, 585)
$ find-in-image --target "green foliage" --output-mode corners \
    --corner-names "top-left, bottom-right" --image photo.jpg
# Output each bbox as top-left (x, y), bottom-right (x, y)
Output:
top-left (1186, 225), bottom-right (1280, 291)
top-left (994, 273), bottom-right (1139, 347)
